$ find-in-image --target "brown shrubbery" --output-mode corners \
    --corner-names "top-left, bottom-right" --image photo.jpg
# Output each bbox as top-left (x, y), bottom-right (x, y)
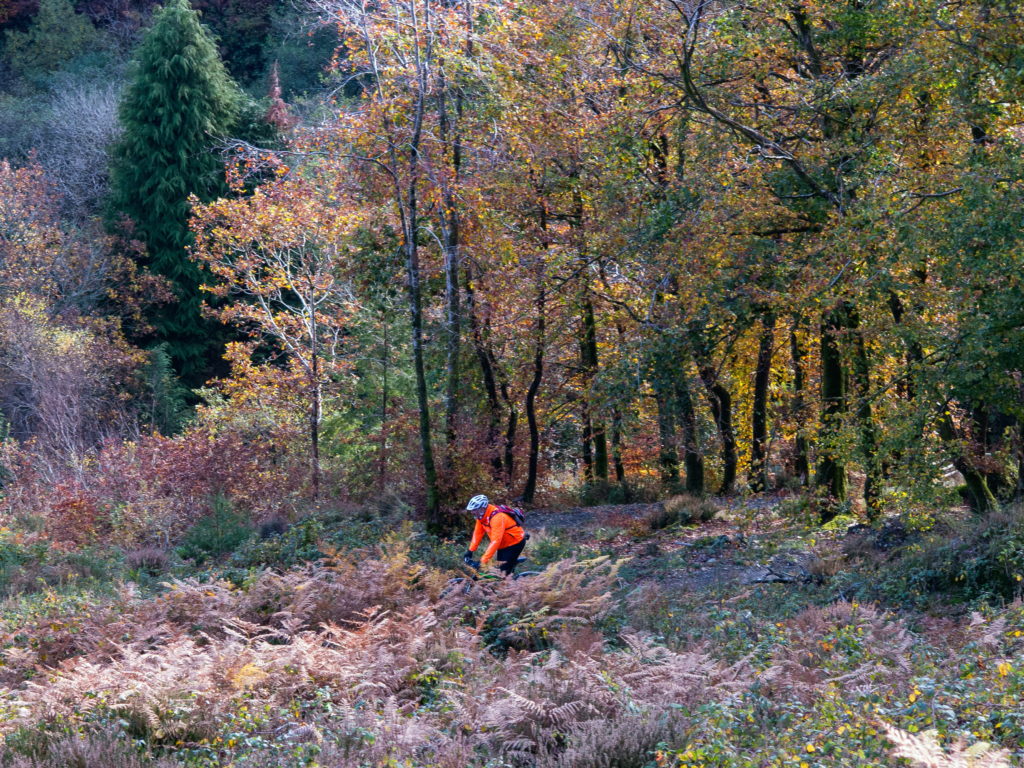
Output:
top-left (645, 495), bottom-right (717, 532)
top-left (1, 525), bottom-right (1019, 767)
top-left (1, 424), bottom-right (305, 548)
top-left (761, 602), bottom-right (915, 704)
top-left (0, 344), bottom-right (313, 548)
top-left (0, 543), bottom-right (751, 767)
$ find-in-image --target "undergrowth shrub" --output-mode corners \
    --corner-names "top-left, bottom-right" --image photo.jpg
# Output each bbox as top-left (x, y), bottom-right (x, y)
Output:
top-left (446, 556), bottom-right (621, 653)
top-left (778, 492), bottom-right (858, 529)
top-left (11, 596), bottom-right (710, 764)
top-left (0, 530), bottom-right (51, 594)
top-left (223, 507), bottom-right (468, 583)
top-left (10, 512), bottom-right (1024, 768)
top-left (761, 602), bottom-right (914, 704)
top-left (884, 723), bottom-right (1012, 767)
top-left (176, 495), bottom-right (253, 564)
top-left (0, 727), bottom-right (177, 768)
top-left (778, 493), bottom-right (813, 520)
top-left (534, 711), bottom-right (685, 768)
top-left (647, 495), bottom-right (717, 531)
top-left (464, 634), bottom-right (749, 766)
top-left (873, 507), bottom-right (1024, 604)
top-left (362, 489), bottom-right (415, 520)
top-left (124, 547), bottom-right (169, 575)
top-left (527, 531), bottom-right (577, 567)
top-left (0, 529), bottom-right (114, 596)
top-left (229, 514), bottom-right (323, 571)
top-left (0, 351), bottom-right (311, 548)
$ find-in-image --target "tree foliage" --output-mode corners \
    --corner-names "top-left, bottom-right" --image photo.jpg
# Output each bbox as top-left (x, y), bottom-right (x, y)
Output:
top-left (2, 0), bottom-right (101, 79)
top-left (2, 0), bottom-right (1024, 520)
top-left (108, 0), bottom-right (242, 383)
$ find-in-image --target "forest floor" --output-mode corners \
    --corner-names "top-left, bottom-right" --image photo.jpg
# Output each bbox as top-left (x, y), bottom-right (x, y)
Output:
top-left (531, 496), bottom-right (827, 592)
top-left (0, 493), bottom-right (1021, 767)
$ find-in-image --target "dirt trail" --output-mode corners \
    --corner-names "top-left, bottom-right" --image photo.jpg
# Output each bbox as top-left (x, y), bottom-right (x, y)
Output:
top-left (528, 502), bottom-right (658, 530)
top-left (529, 495), bottom-right (820, 593)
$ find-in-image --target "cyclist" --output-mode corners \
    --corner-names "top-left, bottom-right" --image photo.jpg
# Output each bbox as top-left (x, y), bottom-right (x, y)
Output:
top-left (463, 494), bottom-right (526, 577)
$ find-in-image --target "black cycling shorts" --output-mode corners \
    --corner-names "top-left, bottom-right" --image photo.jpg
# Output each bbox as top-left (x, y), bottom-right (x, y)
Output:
top-left (495, 538), bottom-right (526, 576)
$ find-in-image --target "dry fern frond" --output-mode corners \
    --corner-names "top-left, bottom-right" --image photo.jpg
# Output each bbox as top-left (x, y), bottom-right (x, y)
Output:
top-left (761, 602), bottom-right (914, 703)
top-left (883, 723), bottom-right (1011, 767)
top-left (967, 612), bottom-right (1008, 653)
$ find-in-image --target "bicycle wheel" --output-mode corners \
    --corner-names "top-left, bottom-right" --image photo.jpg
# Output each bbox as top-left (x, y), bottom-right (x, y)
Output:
top-left (440, 577), bottom-right (472, 598)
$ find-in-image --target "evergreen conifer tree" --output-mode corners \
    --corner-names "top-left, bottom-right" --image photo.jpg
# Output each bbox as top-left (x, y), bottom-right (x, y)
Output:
top-left (109, 0), bottom-right (241, 383)
top-left (3, 0), bottom-right (100, 79)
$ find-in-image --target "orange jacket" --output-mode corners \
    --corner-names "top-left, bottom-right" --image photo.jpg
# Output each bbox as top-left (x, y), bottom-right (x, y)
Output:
top-left (469, 504), bottom-right (525, 565)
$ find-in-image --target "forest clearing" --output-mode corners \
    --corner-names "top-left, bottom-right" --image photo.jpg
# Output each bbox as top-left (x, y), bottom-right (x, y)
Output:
top-left (1, 0), bottom-right (1024, 764)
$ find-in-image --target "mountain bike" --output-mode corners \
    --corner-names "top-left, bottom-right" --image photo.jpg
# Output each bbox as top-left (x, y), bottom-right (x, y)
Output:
top-left (440, 555), bottom-right (542, 598)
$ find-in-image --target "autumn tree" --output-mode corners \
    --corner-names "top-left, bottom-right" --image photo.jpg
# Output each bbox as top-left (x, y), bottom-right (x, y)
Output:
top-left (0, 162), bottom-right (156, 466)
top-left (172, 0), bottom-right (1024, 520)
top-left (192, 177), bottom-right (360, 499)
top-left (303, 0), bottom-right (508, 522)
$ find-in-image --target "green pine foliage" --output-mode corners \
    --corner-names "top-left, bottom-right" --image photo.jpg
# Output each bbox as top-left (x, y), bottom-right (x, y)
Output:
top-left (108, 0), bottom-right (242, 384)
top-left (142, 343), bottom-right (192, 436)
top-left (2, 0), bottom-right (101, 80)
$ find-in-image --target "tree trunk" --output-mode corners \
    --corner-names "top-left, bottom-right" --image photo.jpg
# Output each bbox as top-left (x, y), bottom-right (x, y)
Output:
top-left (442, 237), bottom-right (461, 468)
top-left (610, 321), bottom-right (627, 484)
top-left (580, 296), bottom-right (608, 481)
top-left (654, 379), bottom-right (680, 485)
top-left (1014, 419), bottom-right (1024, 502)
top-left (975, 406), bottom-right (1013, 498)
top-left (581, 408), bottom-right (594, 482)
top-left (750, 313), bottom-right (775, 492)
top-left (465, 268), bottom-right (504, 479)
top-left (308, 305), bottom-right (321, 501)
top-left (370, 0), bottom-right (437, 522)
top-left (310, 352), bottom-right (321, 501)
top-left (789, 317), bottom-right (810, 486)
top-left (523, 257), bottom-right (545, 504)
top-left (407, 235), bottom-right (440, 520)
top-left (885, 284), bottom-right (927, 478)
top-left (676, 376), bottom-right (704, 495)
top-left (887, 291), bottom-right (916, 401)
top-left (378, 312), bottom-right (389, 490)
top-left (502, 390), bottom-right (518, 487)
top-left (611, 407), bottom-right (625, 483)
top-left (848, 305), bottom-right (881, 517)
top-left (699, 366), bottom-right (737, 494)
top-left (938, 411), bottom-right (998, 513)
top-left (437, 69), bottom-right (462, 470)
top-left (816, 306), bottom-right (849, 514)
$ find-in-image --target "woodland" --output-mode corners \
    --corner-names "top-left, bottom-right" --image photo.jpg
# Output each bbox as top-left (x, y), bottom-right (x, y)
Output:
top-left (1, 0), bottom-right (1024, 766)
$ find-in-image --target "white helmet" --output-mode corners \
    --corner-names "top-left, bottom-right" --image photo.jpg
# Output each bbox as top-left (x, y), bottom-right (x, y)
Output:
top-left (466, 494), bottom-right (489, 516)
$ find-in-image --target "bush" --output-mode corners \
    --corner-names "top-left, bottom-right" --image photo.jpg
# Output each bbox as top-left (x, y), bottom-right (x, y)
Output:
top-left (0, 530), bottom-right (51, 595)
top-left (864, 505), bottom-right (1024, 604)
top-left (779, 493), bottom-right (814, 521)
top-left (176, 496), bottom-right (253, 565)
top-left (1, 727), bottom-right (176, 768)
top-left (649, 495), bottom-right (717, 530)
top-left (526, 530), bottom-right (577, 567)
top-left (228, 514), bottom-right (323, 572)
top-left (0, 529), bottom-right (119, 597)
top-left (124, 546), bottom-right (169, 575)
top-left (258, 516), bottom-right (288, 539)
